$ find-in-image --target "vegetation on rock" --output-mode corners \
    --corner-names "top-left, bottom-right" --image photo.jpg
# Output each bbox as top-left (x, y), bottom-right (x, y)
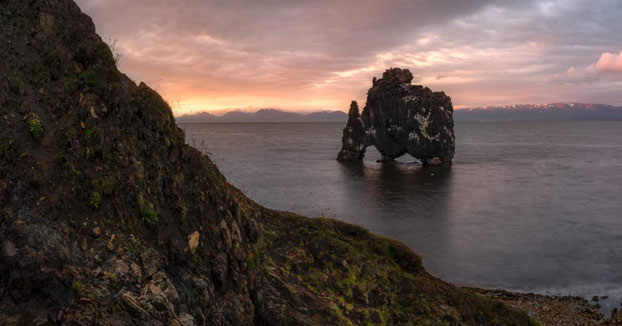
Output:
top-left (89, 191), bottom-right (101, 209)
top-left (28, 116), bottom-right (43, 139)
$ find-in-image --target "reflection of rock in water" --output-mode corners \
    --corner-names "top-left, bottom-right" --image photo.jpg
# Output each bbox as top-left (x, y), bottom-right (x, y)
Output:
top-left (337, 160), bottom-right (454, 207)
top-left (337, 68), bottom-right (455, 166)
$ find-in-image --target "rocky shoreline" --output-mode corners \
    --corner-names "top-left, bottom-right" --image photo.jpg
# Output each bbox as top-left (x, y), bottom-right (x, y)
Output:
top-left (470, 288), bottom-right (622, 325)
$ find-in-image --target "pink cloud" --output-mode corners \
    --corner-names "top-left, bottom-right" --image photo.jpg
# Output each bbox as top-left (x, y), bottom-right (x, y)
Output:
top-left (594, 50), bottom-right (622, 72)
top-left (563, 49), bottom-right (622, 83)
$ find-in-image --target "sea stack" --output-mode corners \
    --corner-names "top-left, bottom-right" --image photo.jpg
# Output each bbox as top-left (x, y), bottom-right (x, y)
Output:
top-left (337, 68), bottom-right (455, 166)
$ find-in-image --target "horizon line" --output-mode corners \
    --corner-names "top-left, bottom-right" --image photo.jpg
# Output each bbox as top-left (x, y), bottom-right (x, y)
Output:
top-left (173, 102), bottom-right (622, 117)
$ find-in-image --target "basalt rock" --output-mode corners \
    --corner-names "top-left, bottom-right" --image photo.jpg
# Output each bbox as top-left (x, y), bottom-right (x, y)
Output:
top-left (336, 101), bottom-right (370, 161)
top-left (337, 68), bottom-right (455, 165)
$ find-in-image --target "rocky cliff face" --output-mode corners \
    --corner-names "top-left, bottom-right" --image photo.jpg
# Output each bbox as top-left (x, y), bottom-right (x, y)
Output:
top-left (0, 1), bottom-right (532, 325)
top-left (337, 68), bottom-right (455, 165)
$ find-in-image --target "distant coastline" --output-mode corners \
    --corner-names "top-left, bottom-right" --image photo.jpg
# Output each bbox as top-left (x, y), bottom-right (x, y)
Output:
top-left (177, 103), bottom-right (622, 123)
top-left (454, 103), bottom-right (622, 122)
top-left (176, 108), bottom-right (347, 123)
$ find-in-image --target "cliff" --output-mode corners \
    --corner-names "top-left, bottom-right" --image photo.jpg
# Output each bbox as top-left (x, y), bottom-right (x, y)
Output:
top-left (0, 1), bottom-right (533, 325)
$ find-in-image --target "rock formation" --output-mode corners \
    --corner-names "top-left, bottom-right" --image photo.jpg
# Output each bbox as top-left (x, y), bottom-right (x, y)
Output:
top-left (336, 101), bottom-right (370, 161)
top-left (0, 1), bottom-right (534, 325)
top-left (337, 68), bottom-right (455, 165)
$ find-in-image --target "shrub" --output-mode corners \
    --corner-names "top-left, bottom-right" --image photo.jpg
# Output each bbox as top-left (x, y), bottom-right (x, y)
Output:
top-left (28, 117), bottom-right (43, 139)
top-left (89, 191), bottom-right (101, 208)
top-left (105, 37), bottom-right (123, 66)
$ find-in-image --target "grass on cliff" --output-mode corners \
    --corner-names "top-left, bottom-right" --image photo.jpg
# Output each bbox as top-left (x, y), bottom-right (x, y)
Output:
top-left (254, 207), bottom-right (535, 326)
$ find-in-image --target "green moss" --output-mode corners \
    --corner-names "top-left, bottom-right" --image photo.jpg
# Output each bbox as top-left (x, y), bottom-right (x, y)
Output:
top-left (28, 117), bottom-right (43, 139)
top-left (89, 191), bottom-right (101, 209)
top-left (257, 215), bottom-right (534, 325)
top-left (142, 207), bottom-right (158, 225)
top-left (72, 280), bottom-right (85, 296)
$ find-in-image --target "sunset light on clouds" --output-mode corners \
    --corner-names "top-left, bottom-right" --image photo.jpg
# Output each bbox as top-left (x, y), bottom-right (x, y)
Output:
top-left (74, 0), bottom-right (622, 116)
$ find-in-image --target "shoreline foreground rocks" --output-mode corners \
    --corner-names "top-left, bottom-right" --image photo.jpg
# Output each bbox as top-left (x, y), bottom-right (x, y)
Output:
top-left (337, 68), bottom-right (455, 166)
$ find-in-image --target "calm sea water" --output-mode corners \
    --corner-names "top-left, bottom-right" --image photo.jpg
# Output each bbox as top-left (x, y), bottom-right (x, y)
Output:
top-left (180, 121), bottom-right (622, 312)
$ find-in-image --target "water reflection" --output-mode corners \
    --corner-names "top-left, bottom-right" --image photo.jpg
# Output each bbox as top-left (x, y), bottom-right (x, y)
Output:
top-left (337, 161), bottom-right (453, 213)
top-left (335, 161), bottom-right (457, 274)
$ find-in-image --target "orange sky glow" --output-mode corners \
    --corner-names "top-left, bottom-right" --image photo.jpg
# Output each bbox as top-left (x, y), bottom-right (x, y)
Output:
top-left (75, 0), bottom-right (622, 116)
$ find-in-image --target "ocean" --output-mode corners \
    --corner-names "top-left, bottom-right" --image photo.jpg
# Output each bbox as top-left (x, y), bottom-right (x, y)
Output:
top-left (180, 120), bottom-right (622, 313)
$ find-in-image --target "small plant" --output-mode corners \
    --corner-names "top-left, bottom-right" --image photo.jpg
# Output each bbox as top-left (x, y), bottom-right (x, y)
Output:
top-left (176, 201), bottom-right (188, 223)
top-left (126, 241), bottom-right (138, 254)
top-left (28, 117), bottom-right (43, 139)
top-left (106, 37), bottom-right (123, 65)
top-left (0, 139), bottom-right (16, 161)
top-left (69, 167), bottom-right (82, 177)
top-left (27, 165), bottom-right (42, 188)
top-left (85, 128), bottom-right (94, 138)
top-left (101, 177), bottom-right (116, 195)
top-left (89, 191), bottom-right (101, 208)
top-left (246, 253), bottom-right (256, 271)
top-left (142, 207), bottom-right (158, 225)
top-left (138, 193), bottom-right (158, 224)
top-left (72, 280), bottom-right (85, 295)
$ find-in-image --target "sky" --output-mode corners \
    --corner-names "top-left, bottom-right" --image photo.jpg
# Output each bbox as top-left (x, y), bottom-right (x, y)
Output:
top-left (75, 0), bottom-right (622, 116)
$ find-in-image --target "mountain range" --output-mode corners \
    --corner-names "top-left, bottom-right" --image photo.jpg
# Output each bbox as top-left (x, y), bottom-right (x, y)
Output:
top-left (176, 108), bottom-right (348, 123)
top-left (177, 103), bottom-right (622, 123)
top-left (454, 103), bottom-right (622, 121)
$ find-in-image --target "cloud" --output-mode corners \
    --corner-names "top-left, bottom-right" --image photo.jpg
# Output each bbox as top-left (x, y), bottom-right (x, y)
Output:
top-left (594, 50), bottom-right (622, 72)
top-left (73, 0), bottom-right (622, 114)
top-left (561, 50), bottom-right (622, 83)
